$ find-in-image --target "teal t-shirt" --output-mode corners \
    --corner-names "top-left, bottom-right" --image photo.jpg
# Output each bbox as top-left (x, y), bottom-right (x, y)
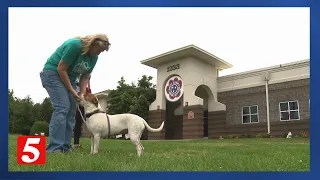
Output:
top-left (43, 38), bottom-right (98, 82)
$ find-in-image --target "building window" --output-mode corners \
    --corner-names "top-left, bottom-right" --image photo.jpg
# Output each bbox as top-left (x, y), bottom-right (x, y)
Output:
top-left (279, 100), bottom-right (300, 121)
top-left (242, 105), bottom-right (259, 124)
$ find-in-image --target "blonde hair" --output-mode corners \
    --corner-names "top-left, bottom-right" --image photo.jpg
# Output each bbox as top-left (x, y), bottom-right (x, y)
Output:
top-left (75, 33), bottom-right (109, 55)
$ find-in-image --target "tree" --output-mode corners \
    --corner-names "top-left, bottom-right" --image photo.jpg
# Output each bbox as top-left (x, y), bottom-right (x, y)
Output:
top-left (40, 97), bottom-right (53, 123)
top-left (107, 75), bottom-right (156, 140)
top-left (32, 103), bottom-right (42, 122)
top-left (7, 75), bottom-right (156, 136)
top-left (107, 77), bottom-right (136, 115)
top-left (30, 121), bottom-right (49, 136)
top-left (12, 95), bottom-right (36, 135)
top-left (8, 89), bottom-right (16, 133)
top-left (131, 75), bottom-right (156, 120)
top-left (138, 75), bottom-right (156, 89)
top-left (108, 75), bottom-right (156, 117)
top-left (8, 89), bottom-right (52, 135)
top-left (139, 75), bottom-right (156, 100)
top-left (129, 95), bottom-right (149, 120)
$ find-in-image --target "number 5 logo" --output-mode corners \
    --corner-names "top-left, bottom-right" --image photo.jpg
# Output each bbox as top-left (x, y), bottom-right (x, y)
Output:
top-left (17, 136), bottom-right (46, 165)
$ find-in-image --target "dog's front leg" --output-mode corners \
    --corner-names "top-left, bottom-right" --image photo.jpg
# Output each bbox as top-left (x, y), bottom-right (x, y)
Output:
top-left (92, 134), bottom-right (101, 154)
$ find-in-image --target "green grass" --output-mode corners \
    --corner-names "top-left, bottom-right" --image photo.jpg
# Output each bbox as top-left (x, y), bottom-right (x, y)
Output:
top-left (8, 134), bottom-right (310, 172)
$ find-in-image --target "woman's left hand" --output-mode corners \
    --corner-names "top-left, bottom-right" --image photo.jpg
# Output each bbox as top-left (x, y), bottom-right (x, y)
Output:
top-left (78, 92), bottom-right (84, 99)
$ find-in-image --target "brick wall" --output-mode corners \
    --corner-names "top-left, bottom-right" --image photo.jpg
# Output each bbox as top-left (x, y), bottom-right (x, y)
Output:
top-left (183, 105), bottom-right (204, 139)
top-left (208, 78), bottom-right (310, 138)
top-left (208, 110), bottom-right (309, 138)
top-left (79, 79), bottom-right (309, 139)
top-left (218, 78), bottom-right (309, 125)
top-left (268, 79), bottom-right (310, 122)
top-left (147, 110), bottom-right (166, 140)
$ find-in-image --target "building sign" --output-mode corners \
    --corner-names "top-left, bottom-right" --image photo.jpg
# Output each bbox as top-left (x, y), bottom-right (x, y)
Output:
top-left (165, 75), bottom-right (183, 102)
top-left (167, 64), bottom-right (180, 72)
top-left (188, 111), bottom-right (194, 119)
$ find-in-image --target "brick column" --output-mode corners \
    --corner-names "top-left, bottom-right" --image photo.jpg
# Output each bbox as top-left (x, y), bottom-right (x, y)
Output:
top-left (183, 105), bottom-right (203, 139)
top-left (146, 110), bottom-right (166, 140)
top-left (208, 111), bottom-right (227, 139)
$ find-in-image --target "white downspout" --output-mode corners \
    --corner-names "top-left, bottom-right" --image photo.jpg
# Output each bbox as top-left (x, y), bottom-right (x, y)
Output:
top-left (265, 80), bottom-right (270, 134)
top-left (263, 72), bottom-right (271, 134)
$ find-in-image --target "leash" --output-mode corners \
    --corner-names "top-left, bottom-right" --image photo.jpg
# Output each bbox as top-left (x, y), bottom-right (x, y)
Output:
top-left (77, 105), bottom-right (87, 124)
top-left (76, 105), bottom-right (111, 138)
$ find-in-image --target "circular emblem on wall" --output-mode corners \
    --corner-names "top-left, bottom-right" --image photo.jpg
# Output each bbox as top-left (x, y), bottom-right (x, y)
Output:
top-left (165, 75), bottom-right (184, 102)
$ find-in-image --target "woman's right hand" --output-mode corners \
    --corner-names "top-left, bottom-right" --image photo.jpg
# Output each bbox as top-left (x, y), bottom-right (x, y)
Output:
top-left (72, 89), bottom-right (81, 101)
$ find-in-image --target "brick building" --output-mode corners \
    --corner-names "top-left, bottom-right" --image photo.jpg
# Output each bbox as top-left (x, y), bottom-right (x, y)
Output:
top-left (78, 45), bottom-right (309, 139)
top-left (141, 45), bottom-right (309, 139)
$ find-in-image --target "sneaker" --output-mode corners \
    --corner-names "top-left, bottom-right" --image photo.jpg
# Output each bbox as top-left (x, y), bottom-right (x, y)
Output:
top-left (46, 149), bottom-right (63, 153)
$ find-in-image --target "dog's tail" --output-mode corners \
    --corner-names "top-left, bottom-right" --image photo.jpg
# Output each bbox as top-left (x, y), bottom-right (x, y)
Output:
top-left (142, 119), bottom-right (165, 132)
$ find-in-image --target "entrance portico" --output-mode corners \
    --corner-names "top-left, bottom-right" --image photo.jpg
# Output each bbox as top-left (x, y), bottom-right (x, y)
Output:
top-left (140, 45), bottom-right (233, 139)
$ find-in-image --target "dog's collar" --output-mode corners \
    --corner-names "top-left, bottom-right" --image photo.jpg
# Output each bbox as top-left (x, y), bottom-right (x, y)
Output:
top-left (85, 109), bottom-right (106, 119)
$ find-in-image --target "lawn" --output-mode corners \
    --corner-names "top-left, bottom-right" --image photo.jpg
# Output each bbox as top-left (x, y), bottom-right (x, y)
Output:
top-left (8, 134), bottom-right (310, 172)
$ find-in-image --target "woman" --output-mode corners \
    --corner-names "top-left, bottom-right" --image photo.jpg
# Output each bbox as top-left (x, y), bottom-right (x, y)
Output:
top-left (72, 77), bottom-right (92, 149)
top-left (40, 33), bottom-right (111, 153)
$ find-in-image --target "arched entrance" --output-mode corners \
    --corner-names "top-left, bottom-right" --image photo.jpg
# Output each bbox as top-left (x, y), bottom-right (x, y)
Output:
top-left (164, 75), bottom-right (184, 139)
top-left (141, 45), bottom-right (232, 140)
top-left (165, 97), bottom-right (183, 139)
top-left (194, 85), bottom-right (214, 139)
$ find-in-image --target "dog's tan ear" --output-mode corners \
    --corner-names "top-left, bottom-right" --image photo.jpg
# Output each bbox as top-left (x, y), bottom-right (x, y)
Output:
top-left (92, 97), bottom-right (99, 107)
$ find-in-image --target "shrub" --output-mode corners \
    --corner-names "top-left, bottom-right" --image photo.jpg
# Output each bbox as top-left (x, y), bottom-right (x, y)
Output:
top-left (301, 131), bottom-right (309, 138)
top-left (256, 134), bottom-right (262, 138)
top-left (225, 135), bottom-right (234, 139)
top-left (242, 134), bottom-right (253, 138)
top-left (240, 134), bottom-right (246, 138)
top-left (262, 133), bottom-right (271, 138)
top-left (225, 134), bottom-right (240, 139)
top-left (233, 134), bottom-right (241, 139)
top-left (29, 121), bottom-right (49, 136)
top-left (247, 134), bottom-right (253, 138)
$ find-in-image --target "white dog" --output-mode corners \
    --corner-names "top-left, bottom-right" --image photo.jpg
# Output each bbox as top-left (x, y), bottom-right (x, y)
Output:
top-left (77, 93), bottom-right (165, 157)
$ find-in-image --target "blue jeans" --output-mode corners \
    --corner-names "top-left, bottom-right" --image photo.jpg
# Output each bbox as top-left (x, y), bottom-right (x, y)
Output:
top-left (40, 70), bottom-right (77, 153)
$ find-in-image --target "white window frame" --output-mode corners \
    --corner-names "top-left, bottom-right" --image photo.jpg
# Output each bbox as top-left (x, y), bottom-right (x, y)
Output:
top-left (242, 105), bottom-right (259, 124)
top-left (279, 100), bottom-right (300, 121)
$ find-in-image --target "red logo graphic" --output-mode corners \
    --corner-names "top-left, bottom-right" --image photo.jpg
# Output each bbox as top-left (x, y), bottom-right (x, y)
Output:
top-left (166, 77), bottom-right (182, 100)
top-left (188, 111), bottom-right (194, 119)
top-left (165, 76), bottom-right (183, 102)
top-left (17, 136), bottom-right (46, 165)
